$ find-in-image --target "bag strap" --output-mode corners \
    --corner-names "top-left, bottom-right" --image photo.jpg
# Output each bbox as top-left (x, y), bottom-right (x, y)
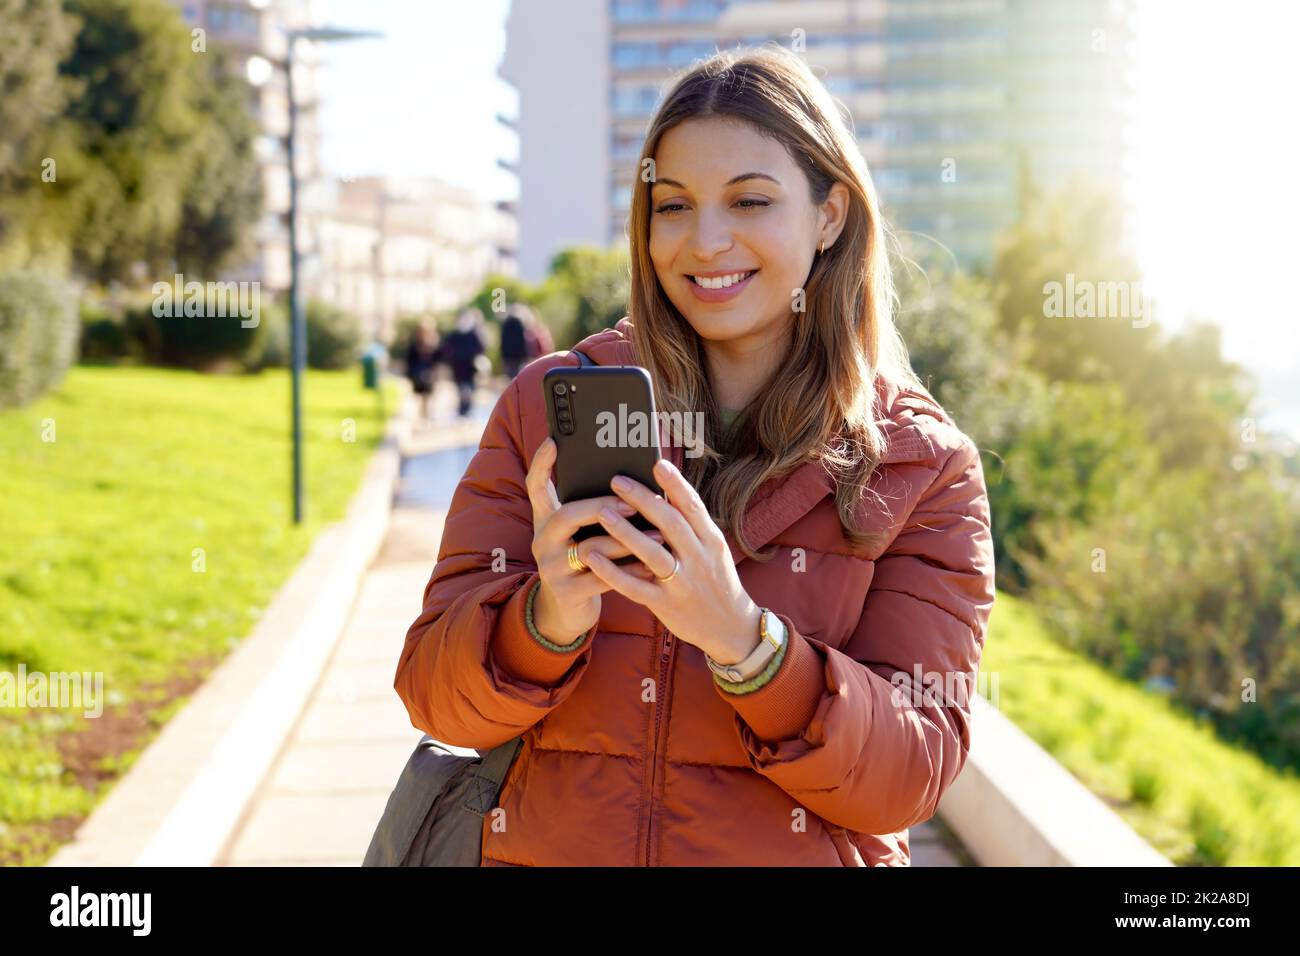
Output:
top-left (475, 735), bottom-right (523, 790)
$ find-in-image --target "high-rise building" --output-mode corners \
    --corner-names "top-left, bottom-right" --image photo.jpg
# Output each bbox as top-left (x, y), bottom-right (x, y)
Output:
top-left (504, 0), bottom-right (1135, 278)
top-left (500, 0), bottom-right (610, 284)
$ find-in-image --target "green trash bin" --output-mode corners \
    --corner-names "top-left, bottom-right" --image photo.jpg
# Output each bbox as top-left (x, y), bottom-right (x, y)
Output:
top-left (362, 342), bottom-right (386, 389)
top-left (362, 342), bottom-right (388, 419)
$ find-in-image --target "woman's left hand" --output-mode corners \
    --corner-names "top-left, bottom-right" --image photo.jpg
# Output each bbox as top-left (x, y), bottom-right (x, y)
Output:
top-left (584, 457), bottom-right (763, 665)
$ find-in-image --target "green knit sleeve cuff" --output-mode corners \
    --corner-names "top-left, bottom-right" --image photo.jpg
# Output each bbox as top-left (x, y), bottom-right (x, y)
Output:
top-left (712, 633), bottom-right (788, 695)
top-left (524, 578), bottom-right (589, 653)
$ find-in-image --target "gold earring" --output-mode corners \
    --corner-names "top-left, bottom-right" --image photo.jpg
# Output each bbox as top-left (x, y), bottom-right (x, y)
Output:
top-left (818, 240), bottom-right (825, 255)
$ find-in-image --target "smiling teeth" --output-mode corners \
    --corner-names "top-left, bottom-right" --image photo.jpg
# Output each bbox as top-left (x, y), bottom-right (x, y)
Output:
top-left (691, 271), bottom-right (755, 289)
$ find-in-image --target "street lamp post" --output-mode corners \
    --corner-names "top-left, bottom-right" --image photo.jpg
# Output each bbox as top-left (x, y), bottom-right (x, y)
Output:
top-left (285, 34), bottom-right (304, 524)
top-left (279, 26), bottom-right (382, 524)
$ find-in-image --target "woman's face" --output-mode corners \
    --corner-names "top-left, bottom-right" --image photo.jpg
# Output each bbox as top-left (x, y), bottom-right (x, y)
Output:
top-left (648, 116), bottom-right (847, 347)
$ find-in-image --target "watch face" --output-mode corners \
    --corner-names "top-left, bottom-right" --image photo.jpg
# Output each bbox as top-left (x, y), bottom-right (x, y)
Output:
top-left (763, 610), bottom-right (785, 646)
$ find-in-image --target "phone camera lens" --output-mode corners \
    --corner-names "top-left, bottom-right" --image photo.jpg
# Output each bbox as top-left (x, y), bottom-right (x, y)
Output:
top-left (553, 382), bottom-right (568, 396)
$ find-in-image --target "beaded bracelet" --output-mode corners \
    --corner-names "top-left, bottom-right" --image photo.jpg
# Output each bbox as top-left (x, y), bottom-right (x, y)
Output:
top-left (524, 578), bottom-right (589, 653)
top-left (713, 631), bottom-right (788, 695)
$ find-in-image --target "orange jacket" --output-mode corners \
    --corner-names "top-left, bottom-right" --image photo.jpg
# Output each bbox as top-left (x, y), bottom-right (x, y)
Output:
top-left (394, 318), bottom-right (996, 866)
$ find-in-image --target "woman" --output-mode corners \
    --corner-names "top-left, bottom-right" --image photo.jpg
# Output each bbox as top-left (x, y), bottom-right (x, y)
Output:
top-left (404, 321), bottom-right (439, 425)
top-left (394, 45), bottom-right (995, 866)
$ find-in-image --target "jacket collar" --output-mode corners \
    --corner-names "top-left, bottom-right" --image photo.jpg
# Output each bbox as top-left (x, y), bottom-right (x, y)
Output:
top-left (578, 319), bottom-right (939, 563)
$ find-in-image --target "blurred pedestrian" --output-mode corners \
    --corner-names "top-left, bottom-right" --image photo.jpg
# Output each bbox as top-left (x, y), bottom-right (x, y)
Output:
top-left (500, 304), bottom-right (554, 380)
top-left (404, 320), bottom-right (440, 426)
top-left (500, 308), bottom-right (528, 381)
top-left (522, 306), bottom-right (554, 367)
top-left (444, 308), bottom-right (486, 418)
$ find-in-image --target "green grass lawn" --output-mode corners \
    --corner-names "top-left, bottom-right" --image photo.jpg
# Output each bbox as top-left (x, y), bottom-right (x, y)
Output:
top-left (983, 592), bottom-right (1300, 865)
top-left (0, 365), bottom-right (399, 865)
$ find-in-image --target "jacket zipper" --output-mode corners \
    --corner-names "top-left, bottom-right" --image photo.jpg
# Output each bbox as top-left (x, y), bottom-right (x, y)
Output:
top-left (644, 624), bottom-right (676, 866)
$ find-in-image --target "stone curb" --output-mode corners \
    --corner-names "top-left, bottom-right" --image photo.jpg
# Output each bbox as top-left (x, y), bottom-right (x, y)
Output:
top-left (937, 693), bottom-right (1173, 866)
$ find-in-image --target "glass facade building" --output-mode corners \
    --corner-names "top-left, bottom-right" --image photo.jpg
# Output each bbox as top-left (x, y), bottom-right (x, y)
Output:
top-left (607, 0), bottom-right (1135, 270)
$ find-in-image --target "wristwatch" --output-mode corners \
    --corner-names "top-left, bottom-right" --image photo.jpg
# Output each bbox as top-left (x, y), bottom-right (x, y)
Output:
top-left (706, 608), bottom-right (787, 684)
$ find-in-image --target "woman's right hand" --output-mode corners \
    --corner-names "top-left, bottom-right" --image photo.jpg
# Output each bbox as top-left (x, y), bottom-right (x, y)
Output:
top-left (525, 437), bottom-right (662, 644)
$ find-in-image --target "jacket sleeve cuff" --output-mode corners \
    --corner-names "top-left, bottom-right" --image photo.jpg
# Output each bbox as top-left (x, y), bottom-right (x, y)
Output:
top-left (714, 613), bottom-right (827, 741)
top-left (489, 572), bottom-right (599, 687)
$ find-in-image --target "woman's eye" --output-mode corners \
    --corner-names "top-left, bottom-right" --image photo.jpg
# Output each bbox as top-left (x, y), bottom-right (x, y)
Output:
top-left (654, 199), bottom-right (769, 215)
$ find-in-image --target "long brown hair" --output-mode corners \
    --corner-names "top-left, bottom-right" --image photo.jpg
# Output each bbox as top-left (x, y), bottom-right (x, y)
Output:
top-left (624, 43), bottom-right (921, 561)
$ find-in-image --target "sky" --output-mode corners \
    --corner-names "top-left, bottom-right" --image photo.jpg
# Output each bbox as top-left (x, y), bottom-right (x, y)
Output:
top-left (315, 0), bottom-right (514, 199)
top-left (1128, 0), bottom-right (1300, 440)
top-left (315, 0), bottom-right (1299, 439)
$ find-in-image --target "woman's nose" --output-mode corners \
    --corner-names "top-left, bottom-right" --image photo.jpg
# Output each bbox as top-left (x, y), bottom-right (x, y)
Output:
top-left (689, 208), bottom-right (734, 259)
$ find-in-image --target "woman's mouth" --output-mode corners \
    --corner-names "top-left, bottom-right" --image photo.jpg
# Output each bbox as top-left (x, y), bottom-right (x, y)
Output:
top-left (686, 269), bottom-right (758, 302)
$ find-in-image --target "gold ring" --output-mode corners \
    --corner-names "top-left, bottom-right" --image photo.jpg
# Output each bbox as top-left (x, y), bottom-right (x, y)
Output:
top-left (567, 542), bottom-right (588, 572)
top-left (656, 555), bottom-right (680, 583)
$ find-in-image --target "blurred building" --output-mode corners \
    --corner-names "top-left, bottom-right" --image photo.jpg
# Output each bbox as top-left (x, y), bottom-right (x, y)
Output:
top-left (172, 1), bottom-right (517, 333)
top-left (169, 0), bottom-right (328, 292)
top-left (309, 176), bottom-right (518, 344)
top-left (504, 0), bottom-right (1135, 278)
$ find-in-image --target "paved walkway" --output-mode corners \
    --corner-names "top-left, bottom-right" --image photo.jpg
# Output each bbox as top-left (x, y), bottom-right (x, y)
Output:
top-left (215, 381), bottom-right (495, 866)
top-left (216, 376), bottom-right (971, 866)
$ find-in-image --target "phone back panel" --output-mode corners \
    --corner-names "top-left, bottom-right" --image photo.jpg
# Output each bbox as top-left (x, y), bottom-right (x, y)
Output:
top-left (543, 364), bottom-right (663, 541)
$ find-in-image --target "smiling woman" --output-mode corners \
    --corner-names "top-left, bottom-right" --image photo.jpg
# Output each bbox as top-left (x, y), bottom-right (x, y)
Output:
top-left (635, 55), bottom-right (920, 553)
top-left (392, 42), bottom-right (995, 867)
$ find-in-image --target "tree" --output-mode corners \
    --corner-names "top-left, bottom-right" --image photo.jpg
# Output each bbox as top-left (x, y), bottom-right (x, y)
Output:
top-left (540, 244), bottom-right (631, 344)
top-left (891, 239), bottom-right (1039, 450)
top-left (0, 0), bottom-right (263, 284)
top-left (466, 272), bottom-right (539, 325)
top-left (992, 176), bottom-right (1151, 380)
top-left (172, 45), bottom-right (263, 278)
top-left (0, 0), bottom-right (79, 269)
top-left (991, 178), bottom-right (1251, 473)
top-left (58, 0), bottom-right (203, 282)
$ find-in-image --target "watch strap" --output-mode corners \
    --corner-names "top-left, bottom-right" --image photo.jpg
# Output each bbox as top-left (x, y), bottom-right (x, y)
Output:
top-left (714, 631), bottom-right (788, 694)
top-left (707, 609), bottom-right (785, 683)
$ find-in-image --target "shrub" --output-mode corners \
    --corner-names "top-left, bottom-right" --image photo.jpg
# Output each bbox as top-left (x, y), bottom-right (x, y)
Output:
top-left (894, 261), bottom-right (1043, 452)
top-left (78, 300), bottom-right (141, 363)
top-left (984, 379), bottom-right (1160, 590)
top-left (126, 281), bottom-right (263, 370)
top-left (243, 300), bottom-right (289, 371)
top-left (1022, 466), bottom-right (1300, 771)
top-left (0, 272), bottom-right (79, 409)
top-left (304, 300), bottom-right (362, 370)
top-left (240, 299), bottom-right (362, 370)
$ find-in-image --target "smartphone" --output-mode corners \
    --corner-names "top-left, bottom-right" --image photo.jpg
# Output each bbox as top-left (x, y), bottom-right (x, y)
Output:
top-left (543, 364), bottom-right (664, 543)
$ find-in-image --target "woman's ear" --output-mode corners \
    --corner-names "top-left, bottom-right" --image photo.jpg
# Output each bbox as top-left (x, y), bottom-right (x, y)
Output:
top-left (819, 181), bottom-right (851, 252)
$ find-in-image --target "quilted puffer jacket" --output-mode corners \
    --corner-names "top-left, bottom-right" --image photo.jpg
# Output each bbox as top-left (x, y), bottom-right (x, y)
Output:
top-left (393, 317), bottom-right (996, 866)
